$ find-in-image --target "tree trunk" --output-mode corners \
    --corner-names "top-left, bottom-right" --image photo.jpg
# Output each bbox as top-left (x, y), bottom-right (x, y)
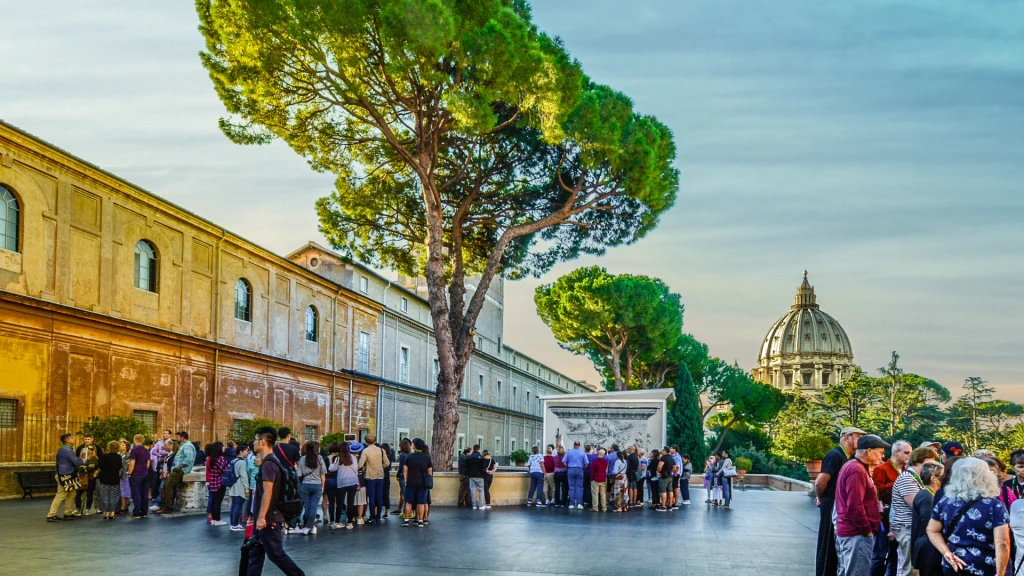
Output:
top-left (711, 415), bottom-right (739, 453)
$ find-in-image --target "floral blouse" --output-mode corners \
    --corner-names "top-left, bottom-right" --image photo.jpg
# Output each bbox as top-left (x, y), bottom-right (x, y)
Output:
top-left (931, 496), bottom-right (1009, 576)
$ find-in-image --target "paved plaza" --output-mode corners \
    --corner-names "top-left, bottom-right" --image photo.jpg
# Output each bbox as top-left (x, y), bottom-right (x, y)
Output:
top-left (4, 487), bottom-right (817, 576)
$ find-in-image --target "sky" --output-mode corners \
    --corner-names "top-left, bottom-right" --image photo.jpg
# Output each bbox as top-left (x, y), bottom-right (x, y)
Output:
top-left (2, 1), bottom-right (1022, 400)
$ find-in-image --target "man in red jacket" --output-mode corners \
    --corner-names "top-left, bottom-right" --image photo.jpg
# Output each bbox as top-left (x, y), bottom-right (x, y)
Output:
top-left (870, 440), bottom-right (911, 576)
top-left (835, 435), bottom-right (890, 576)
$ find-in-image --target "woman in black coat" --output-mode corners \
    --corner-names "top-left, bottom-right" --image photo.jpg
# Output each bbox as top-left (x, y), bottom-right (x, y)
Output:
top-left (911, 461), bottom-right (945, 576)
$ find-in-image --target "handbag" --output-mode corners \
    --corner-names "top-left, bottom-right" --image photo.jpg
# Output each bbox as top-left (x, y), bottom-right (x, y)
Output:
top-left (424, 473), bottom-right (434, 490)
top-left (723, 467), bottom-right (738, 478)
top-left (58, 473), bottom-right (81, 492)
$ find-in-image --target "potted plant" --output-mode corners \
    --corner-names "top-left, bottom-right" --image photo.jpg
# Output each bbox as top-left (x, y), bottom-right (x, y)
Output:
top-left (510, 449), bottom-right (530, 467)
top-left (734, 457), bottom-right (752, 480)
top-left (792, 433), bottom-right (833, 481)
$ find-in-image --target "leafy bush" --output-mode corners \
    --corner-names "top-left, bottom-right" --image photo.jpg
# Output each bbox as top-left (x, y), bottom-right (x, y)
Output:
top-left (77, 416), bottom-right (150, 448)
top-left (734, 457), bottom-right (753, 472)
top-left (510, 449), bottom-right (530, 464)
top-left (320, 431), bottom-right (348, 448)
top-left (231, 418), bottom-right (283, 443)
top-left (791, 434), bottom-right (833, 461)
top-left (729, 447), bottom-right (809, 482)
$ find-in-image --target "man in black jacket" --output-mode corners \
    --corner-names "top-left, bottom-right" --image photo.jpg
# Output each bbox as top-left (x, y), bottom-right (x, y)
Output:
top-left (465, 446), bottom-right (487, 509)
top-left (626, 446), bottom-right (641, 506)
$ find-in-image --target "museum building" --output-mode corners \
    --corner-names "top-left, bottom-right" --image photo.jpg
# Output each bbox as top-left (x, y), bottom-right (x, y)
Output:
top-left (752, 272), bottom-right (854, 393)
top-left (0, 121), bottom-right (591, 472)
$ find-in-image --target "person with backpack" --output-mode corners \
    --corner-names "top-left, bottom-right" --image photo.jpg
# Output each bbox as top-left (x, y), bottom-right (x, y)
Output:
top-left (227, 443), bottom-right (251, 531)
top-left (246, 426), bottom-right (305, 576)
top-left (357, 434), bottom-right (390, 524)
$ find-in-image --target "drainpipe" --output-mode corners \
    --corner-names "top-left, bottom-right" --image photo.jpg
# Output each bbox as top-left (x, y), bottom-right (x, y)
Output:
top-left (381, 280), bottom-right (394, 379)
top-left (211, 231), bottom-right (225, 440)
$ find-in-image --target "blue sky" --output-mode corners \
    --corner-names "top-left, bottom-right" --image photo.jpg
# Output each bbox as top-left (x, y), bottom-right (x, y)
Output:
top-left (2, 1), bottom-right (1022, 399)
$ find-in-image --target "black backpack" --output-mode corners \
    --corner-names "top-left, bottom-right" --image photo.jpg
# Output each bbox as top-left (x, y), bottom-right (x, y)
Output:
top-left (267, 452), bottom-right (302, 518)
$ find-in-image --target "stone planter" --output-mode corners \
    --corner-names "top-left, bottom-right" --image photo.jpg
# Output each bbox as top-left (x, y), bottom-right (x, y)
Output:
top-left (805, 459), bottom-right (823, 481)
top-left (515, 462), bottom-right (526, 468)
top-left (736, 469), bottom-right (747, 480)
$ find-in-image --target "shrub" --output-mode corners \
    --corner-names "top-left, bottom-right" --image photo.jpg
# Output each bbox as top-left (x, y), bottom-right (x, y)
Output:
top-left (791, 434), bottom-right (833, 461)
top-left (730, 447), bottom-right (809, 482)
top-left (320, 431), bottom-right (348, 448)
top-left (231, 418), bottom-right (283, 444)
top-left (77, 416), bottom-right (150, 448)
top-left (734, 457), bottom-right (753, 472)
top-left (510, 449), bottom-right (530, 464)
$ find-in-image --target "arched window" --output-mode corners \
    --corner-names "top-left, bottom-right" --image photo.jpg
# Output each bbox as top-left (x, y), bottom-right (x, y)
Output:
top-left (234, 278), bottom-right (252, 322)
top-left (305, 306), bottom-right (318, 342)
top-left (134, 240), bottom-right (157, 292)
top-left (0, 185), bottom-right (19, 252)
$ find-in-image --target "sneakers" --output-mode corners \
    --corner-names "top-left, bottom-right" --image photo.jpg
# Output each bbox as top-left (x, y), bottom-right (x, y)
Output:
top-left (402, 520), bottom-right (410, 527)
top-left (416, 521), bottom-right (424, 528)
top-left (656, 507), bottom-right (667, 512)
top-left (356, 518), bottom-right (365, 525)
top-left (485, 505), bottom-right (492, 509)
top-left (83, 509), bottom-right (93, 516)
top-left (536, 502), bottom-right (545, 507)
top-left (211, 520), bottom-right (228, 527)
top-left (46, 516), bottom-right (61, 523)
top-left (346, 523), bottom-right (354, 530)
top-left (473, 506), bottom-right (480, 510)
top-left (683, 500), bottom-right (691, 505)
top-left (311, 526), bottom-right (317, 535)
top-left (230, 525), bottom-right (245, 531)
top-left (577, 505), bottom-right (584, 510)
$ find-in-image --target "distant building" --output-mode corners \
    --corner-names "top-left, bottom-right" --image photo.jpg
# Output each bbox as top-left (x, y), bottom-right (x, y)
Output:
top-left (752, 272), bottom-right (854, 393)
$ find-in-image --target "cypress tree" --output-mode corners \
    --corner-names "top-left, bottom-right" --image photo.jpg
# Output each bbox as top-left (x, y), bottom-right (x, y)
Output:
top-left (667, 364), bottom-right (707, 465)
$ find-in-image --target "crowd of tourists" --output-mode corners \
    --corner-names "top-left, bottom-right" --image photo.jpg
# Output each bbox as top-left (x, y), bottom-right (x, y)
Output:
top-left (455, 440), bottom-right (735, 512)
top-left (45, 425), bottom-right (439, 576)
top-left (815, 426), bottom-right (1024, 576)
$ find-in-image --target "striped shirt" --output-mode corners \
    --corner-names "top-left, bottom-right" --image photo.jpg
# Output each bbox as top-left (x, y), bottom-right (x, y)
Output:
top-left (889, 469), bottom-right (923, 528)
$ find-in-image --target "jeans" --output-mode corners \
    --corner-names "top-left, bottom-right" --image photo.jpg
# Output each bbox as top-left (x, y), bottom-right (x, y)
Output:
top-left (649, 477), bottom-right (661, 505)
top-left (583, 471), bottom-right (592, 507)
top-left (528, 472), bottom-right (544, 503)
top-left (469, 477), bottom-right (485, 507)
top-left (554, 471), bottom-right (568, 505)
top-left (817, 498), bottom-right (839, 576)
top-left (722, 476), bottom-right (732, 505)
top-left (870, 523), bottom-right (898, 576)
top-left (567, 468), bottom-right (584, 507)
top-left (230, 495), bottom-right (246, 526)
top-left (591, 480), bottom-right (607, 511)
top-left (209, 486), bottom-right (225, 521)
top-left (299, 483), bottom-right (322, 528)
top-left (129, 475), bottom-right (149, 517)
top-left (366, 478), bottom-right (384, 520)
top-left (246, 526), bottom-right (305, 576)
top-left (836, 534), bottom-right (874, 576)
top-left (325, 485), bottom-right (340, 523)
top-left (161, 468), bottom-right (185, 511)
top-left (680, 478), bottom-right (690, 502)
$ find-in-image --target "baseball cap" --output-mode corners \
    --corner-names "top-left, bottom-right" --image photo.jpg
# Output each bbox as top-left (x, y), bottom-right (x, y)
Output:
top-left (918, 441), bottom-right (941, 450)
top-left (942, 441), bottom-right (964, 458)
top-left (840, 426), bottom-right (867, 437)
top-left (857, 435), bottom-right (891, 450)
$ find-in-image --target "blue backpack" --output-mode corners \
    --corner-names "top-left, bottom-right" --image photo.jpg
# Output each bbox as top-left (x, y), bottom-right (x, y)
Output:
top-left (221, 457), bottom-right (241, 489)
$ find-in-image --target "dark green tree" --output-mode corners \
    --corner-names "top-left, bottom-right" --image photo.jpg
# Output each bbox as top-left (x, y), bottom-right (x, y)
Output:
top-left (709, 377), bottom-right (787, 453)
top-left (197, 0), bottom-right (679, 466)
top-left (78, 416), bottom-right (150, 449)
top-left (667, 364), bottom-right (707, 464)
top-left (942, 377), bottom-right (1023, 453)
top-left (824, 367), bottom-right (879, 429)
top-left (535, 266), bottom-right (683, 391)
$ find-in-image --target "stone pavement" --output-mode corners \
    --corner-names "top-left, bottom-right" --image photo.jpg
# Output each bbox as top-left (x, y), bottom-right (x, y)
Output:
top-left (2, 487), bottom-right (818, 576)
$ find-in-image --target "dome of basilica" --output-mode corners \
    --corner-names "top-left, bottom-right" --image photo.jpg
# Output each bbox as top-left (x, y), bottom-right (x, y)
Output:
top-left (753, 272), bottom-right (854, 393)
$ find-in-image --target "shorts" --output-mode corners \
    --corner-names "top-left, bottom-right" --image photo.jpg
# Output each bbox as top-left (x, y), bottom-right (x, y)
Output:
top-left (628, 479), bottom-right (637, 489)
top-left (661, 475), bottom-right (672, 486)
top-left (672, 477), bottom-right (680, 490)
top-left (405, 487), bottom-right (429, 506)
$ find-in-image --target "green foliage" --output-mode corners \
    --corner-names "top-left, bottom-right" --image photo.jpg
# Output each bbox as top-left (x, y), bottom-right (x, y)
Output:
top-left (871, 352), bottom-right (950, 439)
top-left (767, 392), bottom-right (834, 460)
top-left (666, 364), bottom-right (707, 465)
top-left (791, 434), bottom-right (833, 461)
top-left (728, 447), bottom-right (809, 481)
top-left (196, 0), bottom-right (679, 467)
top-left (696, 357), bottom-right (753, 419)
top-left (231, 418), bottom-right (283, 444)
top-left (709, 377), bottom-right (787, 453)
top-left (535, 266), bottom-right (682, 391)
top-left (510, 449), bottom-right (530, 464)
top-left (705, 414), bottom-right (772, 453)
top-left (824, 367), bottom-right (878, 429)
top-left (77, 416), bottom-right (150, 449)
top-left (734, 457), bottom-right (753, 472)
top-left (319, 431), bottom-right (349, 448)
top-left (941, 377), bottom-right (1023, 454)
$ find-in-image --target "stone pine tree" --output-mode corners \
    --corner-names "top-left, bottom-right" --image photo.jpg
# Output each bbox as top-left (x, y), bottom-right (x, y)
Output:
top-left (534, 266), bottom-right (683, 391)
top-left (667, 364), bottom-right (707, 465)
top-left (196, 0), bottom-right (679, 467)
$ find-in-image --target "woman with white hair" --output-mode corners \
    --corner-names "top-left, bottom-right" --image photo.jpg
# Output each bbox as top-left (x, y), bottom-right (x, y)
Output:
top-left (926, 457), bottom-right (1010, 576)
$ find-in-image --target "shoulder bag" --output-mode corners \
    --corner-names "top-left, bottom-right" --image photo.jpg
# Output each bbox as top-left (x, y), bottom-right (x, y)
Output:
top-left (942, 498), bottom-right (982, 540)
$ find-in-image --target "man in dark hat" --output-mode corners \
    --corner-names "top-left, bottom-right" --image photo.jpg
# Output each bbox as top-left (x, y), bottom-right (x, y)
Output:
top-left (941, 441), bottom-right (963, 462)
top-left (835, 435), bottom-right (891, 576)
